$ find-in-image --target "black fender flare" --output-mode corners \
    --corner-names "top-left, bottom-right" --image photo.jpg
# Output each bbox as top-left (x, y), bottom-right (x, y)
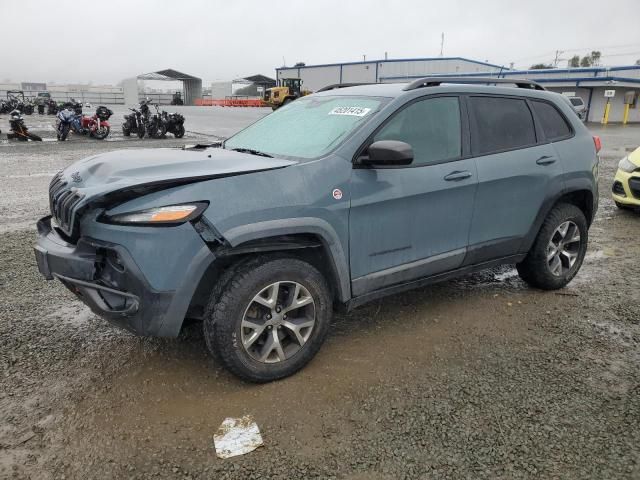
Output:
top-left (221, 218), bottom-right (351, 302)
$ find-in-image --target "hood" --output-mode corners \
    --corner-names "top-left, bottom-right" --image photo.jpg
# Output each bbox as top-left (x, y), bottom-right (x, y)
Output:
top-left (61, 146), bottom-right (297, 202)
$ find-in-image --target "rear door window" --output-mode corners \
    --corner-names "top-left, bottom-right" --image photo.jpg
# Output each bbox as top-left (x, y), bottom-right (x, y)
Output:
top-left (470, 96), bottom-right (536, 155)
top-left (373, 96), bottom-right (462, 166)
top-left (531, 100), bottom-right (573, 141)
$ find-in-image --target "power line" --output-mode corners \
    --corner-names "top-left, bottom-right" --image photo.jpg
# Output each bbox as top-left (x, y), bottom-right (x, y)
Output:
top-left (513, 43), bottom-right (640, 63)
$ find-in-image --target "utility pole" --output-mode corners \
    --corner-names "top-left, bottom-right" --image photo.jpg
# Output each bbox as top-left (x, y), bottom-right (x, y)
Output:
top-left (440, 32), bottom-right (445, 57)
top-left (363, 54), bottom-right (366, 62)
top-left (384, 51), bottom-right (388, 60)
top-left (553, 50), bottom-right (564, 68)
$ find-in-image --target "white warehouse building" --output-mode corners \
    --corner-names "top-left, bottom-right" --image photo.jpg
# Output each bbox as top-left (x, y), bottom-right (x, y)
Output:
top-left (276, 57), bottom-right (505, 91)
top-left (276, 57), bottom-right (640, 123)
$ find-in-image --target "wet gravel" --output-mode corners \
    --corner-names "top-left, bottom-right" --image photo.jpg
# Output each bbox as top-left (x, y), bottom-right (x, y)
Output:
top-left (0, 120), bottom-right (639, 479)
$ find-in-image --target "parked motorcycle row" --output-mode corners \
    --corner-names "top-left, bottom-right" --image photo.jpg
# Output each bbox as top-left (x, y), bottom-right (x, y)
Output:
top-left (2, 97), bottom-right (186, 142)
top-left (122, 99), bottom-right (185, 139)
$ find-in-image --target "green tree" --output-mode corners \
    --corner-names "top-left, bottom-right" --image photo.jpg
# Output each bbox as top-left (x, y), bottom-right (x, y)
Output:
top-left (590, 51), bottom-right (601, 66)
top-left (530, 63), bottom-right (553, 69)
top-left (580, 56), bottom-right (592, 67)
top-left (636, 59), bottom-right (640, 66)
top-left (569, 55), bottom-right (580, 67)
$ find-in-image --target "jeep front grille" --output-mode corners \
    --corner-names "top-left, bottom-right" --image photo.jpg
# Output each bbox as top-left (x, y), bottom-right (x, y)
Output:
top-left (49, 172), bottom-right (83, 236)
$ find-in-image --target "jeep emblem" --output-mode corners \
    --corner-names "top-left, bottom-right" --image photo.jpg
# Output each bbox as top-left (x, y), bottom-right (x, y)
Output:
top-left (71, 172), bottom-right (83, 183)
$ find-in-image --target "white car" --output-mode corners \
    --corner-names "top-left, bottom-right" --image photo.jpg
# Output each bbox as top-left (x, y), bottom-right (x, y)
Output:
top-left (567, 96), bottom-right (587, 121)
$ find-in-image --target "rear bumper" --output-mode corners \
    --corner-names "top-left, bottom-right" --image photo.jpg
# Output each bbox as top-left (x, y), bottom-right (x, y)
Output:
top-left (34, 215), bottom-right (212, 337)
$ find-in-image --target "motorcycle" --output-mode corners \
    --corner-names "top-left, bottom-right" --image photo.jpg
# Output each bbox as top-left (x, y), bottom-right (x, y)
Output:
top-left (156, 105), bottom-right (185, 138)
top-left (56, 104), bottom-right (112, 141)
top-left (55, 107), bottom-right (76, 141)
top-left (122, 106), bottom-right (145, 138)
top-left (81, 105), bottom-right (112, 140)
top-left (141, 100), bottom-right (166, 139)
top-left (6, 91), bottom-right (34, 115)
top-left (46, 99), bottom-right (59, 115)
top-left (7, 109), bottom-right (42, 141)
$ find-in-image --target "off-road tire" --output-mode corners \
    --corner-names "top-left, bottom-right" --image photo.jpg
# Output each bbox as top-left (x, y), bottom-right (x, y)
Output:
top-left (204, 255), bottom-right (332, 382)
top-left (517, 203), bottom-right (588, 290)
top-left (136, 125), bottom-right (145, 139)
top-left (122, 125), bottom-right (131, 136)
top-left (174, 125), bottom-right (185, 138)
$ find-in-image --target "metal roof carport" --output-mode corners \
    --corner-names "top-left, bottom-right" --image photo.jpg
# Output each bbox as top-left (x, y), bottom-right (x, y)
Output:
top-left (122, 69), bottom-right (203, 106)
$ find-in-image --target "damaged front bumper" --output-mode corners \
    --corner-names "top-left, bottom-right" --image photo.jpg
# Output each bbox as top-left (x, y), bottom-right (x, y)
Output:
top-left (34, 215), bottom-right (215, 337)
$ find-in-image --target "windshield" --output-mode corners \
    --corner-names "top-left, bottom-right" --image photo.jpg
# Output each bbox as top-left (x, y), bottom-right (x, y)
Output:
top-left (224, 95), bottom-right (385, 159)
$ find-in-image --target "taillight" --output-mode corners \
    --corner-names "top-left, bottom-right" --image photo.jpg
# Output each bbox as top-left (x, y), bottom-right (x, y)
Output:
top-left (593, 136), bottom-right (602, 153)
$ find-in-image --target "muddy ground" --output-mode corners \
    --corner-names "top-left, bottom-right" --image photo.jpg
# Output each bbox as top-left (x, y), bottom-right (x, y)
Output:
top-left (0, 112), bottom-right (639, 479)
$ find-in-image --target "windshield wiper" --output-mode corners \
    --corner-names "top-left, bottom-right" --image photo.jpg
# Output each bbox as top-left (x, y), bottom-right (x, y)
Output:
top-left (230, 147), bottom-right (273, 158)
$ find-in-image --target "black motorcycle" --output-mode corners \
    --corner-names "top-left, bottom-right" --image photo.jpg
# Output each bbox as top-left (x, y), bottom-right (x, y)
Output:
top-left (156, 105), bottom-right (185, 138)
top-left (122, 106), bottom-right (145, 138)
top-left (46, 99), bottom-right (59, 115)
top-left (7, 109), bottom-right (42, 141)
top-left (142, 101), bottom-right (166, 139)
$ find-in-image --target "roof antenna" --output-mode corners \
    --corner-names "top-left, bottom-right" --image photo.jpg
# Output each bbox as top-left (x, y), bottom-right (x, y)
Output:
top-left (440, 32), bottom-right (445, 57)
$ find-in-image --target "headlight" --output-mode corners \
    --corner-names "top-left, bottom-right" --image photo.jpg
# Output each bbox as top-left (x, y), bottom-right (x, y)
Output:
top-left (618, 156), bottom-right (638, 173)
top-left (102, 202), bottom-right (208, 226)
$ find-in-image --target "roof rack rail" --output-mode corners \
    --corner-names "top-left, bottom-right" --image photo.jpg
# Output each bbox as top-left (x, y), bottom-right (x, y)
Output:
top-left (316, 82), bottom-right (375, 92)
top-left (403, 76), bottom-right (546, 91)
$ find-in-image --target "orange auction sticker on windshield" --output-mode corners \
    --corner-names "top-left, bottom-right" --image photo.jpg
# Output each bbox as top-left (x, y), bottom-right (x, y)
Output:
top-left (328, 107), bottom-right (372, 117)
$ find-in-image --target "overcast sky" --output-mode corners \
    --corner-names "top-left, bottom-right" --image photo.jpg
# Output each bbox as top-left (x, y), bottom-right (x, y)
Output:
top-left (1, 0), bottom-right (639, 85)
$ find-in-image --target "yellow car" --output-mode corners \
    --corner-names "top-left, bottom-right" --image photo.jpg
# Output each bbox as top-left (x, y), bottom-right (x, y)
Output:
top-left (613, 146), bottom-right (640, 209)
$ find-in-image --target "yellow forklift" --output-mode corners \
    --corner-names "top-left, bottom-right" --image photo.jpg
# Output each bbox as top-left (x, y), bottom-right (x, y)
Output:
top-left (263, 78), bottom-right (311, 110)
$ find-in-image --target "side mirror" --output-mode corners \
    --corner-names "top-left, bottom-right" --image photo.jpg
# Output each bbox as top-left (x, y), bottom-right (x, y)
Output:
top-left (360, 140), bottom-right (414, 166)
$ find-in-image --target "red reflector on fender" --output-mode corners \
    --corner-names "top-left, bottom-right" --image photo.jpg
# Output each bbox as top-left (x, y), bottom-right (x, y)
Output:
top-left (593, 136), bottom-right (602, 153)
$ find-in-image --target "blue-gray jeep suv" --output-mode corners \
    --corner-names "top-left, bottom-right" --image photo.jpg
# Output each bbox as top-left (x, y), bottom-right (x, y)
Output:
top-left (35, 77), bottom-right (599, 382)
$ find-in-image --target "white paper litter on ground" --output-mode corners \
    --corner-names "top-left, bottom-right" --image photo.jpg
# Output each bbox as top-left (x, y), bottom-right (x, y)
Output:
top-left (213, 415), bottom-right (264, 459)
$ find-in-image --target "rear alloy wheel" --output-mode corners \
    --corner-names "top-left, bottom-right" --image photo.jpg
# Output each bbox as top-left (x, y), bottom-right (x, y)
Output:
top-left (546, 221), bottom-right (581, 276)
top-left (517, 203), bottom-right (588, 290)
top-left (204, 256), bottom-right (332, 382)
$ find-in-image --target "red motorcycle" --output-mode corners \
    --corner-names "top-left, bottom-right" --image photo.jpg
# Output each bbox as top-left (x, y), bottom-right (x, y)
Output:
top-left (81, 105), bottom-right (113, 140)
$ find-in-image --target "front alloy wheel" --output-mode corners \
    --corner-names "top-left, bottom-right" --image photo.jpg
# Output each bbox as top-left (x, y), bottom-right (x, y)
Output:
top-left (204, 256), bottom-right (332, 382)
top-left (241, 281), bottom-right (316, 363)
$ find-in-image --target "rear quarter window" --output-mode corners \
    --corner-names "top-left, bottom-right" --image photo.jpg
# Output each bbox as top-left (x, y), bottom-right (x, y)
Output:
top-left (470, 96), bottom-right (536, 155)
top-left (569, 97), bottom-right (584, 106)
top-left (531, 100), bottom-right (573, 142)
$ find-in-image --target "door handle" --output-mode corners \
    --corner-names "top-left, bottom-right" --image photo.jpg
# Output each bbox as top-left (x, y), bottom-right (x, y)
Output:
top-left (536, 155), bottom-right (556, 165)
top-left (444, 171), bottom-right (472, 181)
